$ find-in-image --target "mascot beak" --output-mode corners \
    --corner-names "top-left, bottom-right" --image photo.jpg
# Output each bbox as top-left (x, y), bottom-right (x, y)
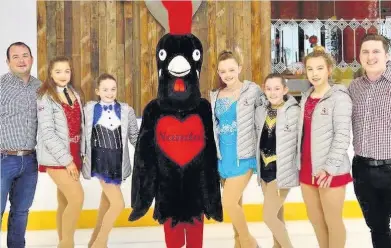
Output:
top-left (168, 55), bottom-right (191, 93)
top-left (168, 55), bottom-right (191, 77)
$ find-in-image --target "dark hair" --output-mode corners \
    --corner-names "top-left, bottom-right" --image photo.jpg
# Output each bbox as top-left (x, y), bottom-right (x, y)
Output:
top-left (38, 56), bottom-right (84, 104)
top-left (96, 73), bottom-right (117, 88)
top-left (6, 42), bottom-right (32, 60)
top-left (264, 73), bottom-right (289, 102)
top-left (360, 33), bottom-right (390, 53)
top-left (264, 73), bottom-right (287, 87)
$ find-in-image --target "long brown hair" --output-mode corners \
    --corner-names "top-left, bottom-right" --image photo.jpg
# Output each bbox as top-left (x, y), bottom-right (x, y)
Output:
top-left (38, 56), bottom-right (84, 104)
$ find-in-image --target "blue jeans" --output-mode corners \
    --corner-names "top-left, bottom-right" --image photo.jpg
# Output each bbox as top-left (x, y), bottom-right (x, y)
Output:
top-left (1, 153), bottom-right (38, 248)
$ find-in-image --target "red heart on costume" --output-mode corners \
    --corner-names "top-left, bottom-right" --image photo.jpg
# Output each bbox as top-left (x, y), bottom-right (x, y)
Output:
top-left (156, 114), bottom-right (205, 166)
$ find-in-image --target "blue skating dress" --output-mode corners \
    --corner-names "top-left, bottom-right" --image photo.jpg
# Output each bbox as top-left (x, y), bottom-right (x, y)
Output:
top-left (215, 98), bottom-right (257, 179)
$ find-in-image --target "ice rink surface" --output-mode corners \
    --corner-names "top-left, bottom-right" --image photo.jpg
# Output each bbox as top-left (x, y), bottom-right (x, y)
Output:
top-left (1, 219), bottom-right (373, 248)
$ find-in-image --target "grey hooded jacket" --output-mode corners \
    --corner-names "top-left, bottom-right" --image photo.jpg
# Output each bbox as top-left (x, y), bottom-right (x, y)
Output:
top-left (255, 95), bottom-right (300, 188)
top-left (297, 84), bottom-right (352, 176)
top-left (210, 80), bottom-right (265, 160)
top-left (36, 90), bottom-right (84, 167)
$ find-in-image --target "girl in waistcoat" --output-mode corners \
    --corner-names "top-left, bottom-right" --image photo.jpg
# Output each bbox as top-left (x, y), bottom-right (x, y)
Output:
top-left (255, 74), bottom-right (300, 248)
top-left (298, 46), bottom-right (352, 248)
top-left (210, 48), bottom-right (264, 248)
top-left (82, 73), bottom-right (139, 248)
top-left (37, 56), bottom-right (85, 248)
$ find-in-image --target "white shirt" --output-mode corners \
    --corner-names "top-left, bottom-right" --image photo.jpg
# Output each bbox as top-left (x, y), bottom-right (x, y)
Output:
top-left (56, 85), bottom-right (68, 93)
top-left (97, 101), bottom-right (121, 130)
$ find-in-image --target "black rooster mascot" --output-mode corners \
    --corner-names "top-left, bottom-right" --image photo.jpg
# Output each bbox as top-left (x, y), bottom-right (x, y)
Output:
top-left (128, 1), bottom-right (223, 247)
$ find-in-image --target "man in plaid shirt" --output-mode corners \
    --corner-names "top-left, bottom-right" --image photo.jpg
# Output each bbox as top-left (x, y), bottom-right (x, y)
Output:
top-left (349, 34), bottom-right (391, 248)
top-left (0, 42), bottom-right (41, 248)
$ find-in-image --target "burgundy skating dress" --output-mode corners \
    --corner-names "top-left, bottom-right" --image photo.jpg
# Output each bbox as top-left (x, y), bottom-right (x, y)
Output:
top-left (299, 96), bottom-right (352, 187)
top-left (39, 100), bottom-right (82, 172)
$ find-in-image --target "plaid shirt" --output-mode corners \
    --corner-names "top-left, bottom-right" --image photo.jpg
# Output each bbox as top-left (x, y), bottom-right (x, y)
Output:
top-left (348, 61), bottom-right (391, 160)
top-left (0, 72), bottom-right (41, 150)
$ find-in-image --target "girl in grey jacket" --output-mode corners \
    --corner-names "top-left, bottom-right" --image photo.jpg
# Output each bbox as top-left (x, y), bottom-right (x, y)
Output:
top-left (298, 47), bottom-right (352, 248)
top-left (210, 49), bottom-right (263, 248)
top-left (82, 73), bottom-right (139, 248)
top-left (36, 56), bottom-right (85, 248)
top-left (255, 74), bottom-right (299, 248)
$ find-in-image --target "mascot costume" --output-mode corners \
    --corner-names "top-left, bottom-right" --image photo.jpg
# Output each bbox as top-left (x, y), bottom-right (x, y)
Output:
top-left (128, 1), bottom-right (223, 247)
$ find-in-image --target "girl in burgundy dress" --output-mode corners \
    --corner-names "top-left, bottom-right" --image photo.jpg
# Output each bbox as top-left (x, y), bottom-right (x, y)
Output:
top-left (36, 56), bottom-right (84, 248)
top-left (297, 46), bottom-right (353, 248)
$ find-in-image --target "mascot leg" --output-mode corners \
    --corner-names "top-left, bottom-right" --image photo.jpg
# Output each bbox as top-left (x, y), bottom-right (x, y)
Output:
top-left (164, 219), bottom-right (186, 248)
top-left (184, 216), bottom-right (204, 248)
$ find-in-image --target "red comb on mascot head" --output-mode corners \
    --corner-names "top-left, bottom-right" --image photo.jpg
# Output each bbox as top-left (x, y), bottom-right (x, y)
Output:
top-left (129, 1), bottom-right (223, 247)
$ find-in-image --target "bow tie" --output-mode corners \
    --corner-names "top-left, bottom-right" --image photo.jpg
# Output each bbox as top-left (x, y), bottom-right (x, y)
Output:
top-left (103, 105), bottom-right (113, 111)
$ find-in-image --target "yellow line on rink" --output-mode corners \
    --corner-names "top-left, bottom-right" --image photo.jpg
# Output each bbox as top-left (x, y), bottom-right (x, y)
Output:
top-left (1, 201), bottom-right (363, 231)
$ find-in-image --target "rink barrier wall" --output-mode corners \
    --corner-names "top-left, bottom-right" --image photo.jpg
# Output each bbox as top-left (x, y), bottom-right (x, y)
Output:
top-left (1, 201), bottom-right (363, 231)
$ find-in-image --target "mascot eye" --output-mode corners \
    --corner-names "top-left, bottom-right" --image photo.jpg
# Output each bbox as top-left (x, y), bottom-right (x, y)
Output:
top-left (192, 49), bottom-right (201, 61)
top-left (158, 49), bottom-right (167, 61)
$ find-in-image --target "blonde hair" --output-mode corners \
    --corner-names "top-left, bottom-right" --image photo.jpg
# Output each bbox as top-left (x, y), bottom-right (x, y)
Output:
top-left (304, 46), bottom-right (335, 69)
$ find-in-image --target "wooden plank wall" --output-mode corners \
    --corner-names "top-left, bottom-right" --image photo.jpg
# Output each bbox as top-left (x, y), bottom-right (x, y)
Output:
top-left (37, 1), bottom-right (268, 116)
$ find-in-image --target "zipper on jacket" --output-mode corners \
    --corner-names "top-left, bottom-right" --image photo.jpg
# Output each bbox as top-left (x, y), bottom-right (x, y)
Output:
top-left (52, 99), bottom-right (71, 147)
top-left (310, 97), bottom-right (323, 177)
top-left (236, 88), bottom-right (243, 156)
top-left (310, 97), bottom-right (327, 177)
top-left (214, 83), bottom-right (250, 162)
top-left (235, 83), bottom-right (251, 160)
top-left (302, 93), bottom-right (330, 178)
